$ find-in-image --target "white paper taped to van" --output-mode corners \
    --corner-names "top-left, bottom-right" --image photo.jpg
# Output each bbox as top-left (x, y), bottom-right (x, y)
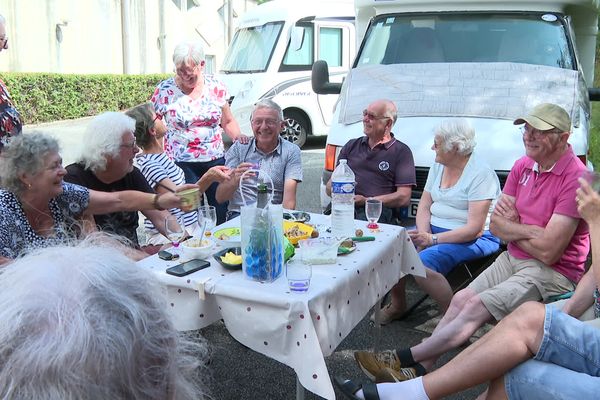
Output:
top-left (339, 63), bottom-right (584, 126)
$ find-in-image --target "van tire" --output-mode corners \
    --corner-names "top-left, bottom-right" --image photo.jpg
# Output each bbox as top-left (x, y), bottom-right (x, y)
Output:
top-left (282, 111), bottom-right (308, 148)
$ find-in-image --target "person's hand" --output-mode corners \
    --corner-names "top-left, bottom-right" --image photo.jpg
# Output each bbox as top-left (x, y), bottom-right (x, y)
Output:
top-left (235, 135), bottom-right (251, 144)
top-left (493, 195), bottom-right (519, 222)
top-left (231, 162), bottom-right (256, 182)
top-left (576, 177), bottom-right (600, 224)
top-left (354, 194), bottom-right (367, 206)
top-left (408, 229), bottom-right (432, 248)
top-left (200, 166), bottom-right (233, 184)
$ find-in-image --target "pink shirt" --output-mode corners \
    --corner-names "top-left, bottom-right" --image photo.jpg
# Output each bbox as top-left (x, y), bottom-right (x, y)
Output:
top-left (503, 145), bottom-right (589, 283)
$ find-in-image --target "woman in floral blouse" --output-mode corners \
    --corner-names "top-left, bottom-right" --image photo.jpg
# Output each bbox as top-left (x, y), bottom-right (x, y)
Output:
top-left (152, 40), bottom-right (246, 224)
top-left (0, 14), bottom-right (22, 151)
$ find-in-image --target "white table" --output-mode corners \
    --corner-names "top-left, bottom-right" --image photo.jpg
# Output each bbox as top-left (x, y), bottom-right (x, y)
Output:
top-left (137, 214), bottom-right (425, 399)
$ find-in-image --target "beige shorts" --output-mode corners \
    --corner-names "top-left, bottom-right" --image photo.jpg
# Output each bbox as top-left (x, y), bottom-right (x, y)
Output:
top-left (468, 251), bottom-right (575, 320)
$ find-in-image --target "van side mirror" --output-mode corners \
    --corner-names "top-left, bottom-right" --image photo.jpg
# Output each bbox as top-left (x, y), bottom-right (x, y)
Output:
top-left (589, 88), bottom-right (600, 102)
top-left (311, 60), bottom-right (342, 94)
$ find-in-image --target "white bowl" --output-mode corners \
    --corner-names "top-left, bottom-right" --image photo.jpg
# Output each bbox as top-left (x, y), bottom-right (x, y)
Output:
top-left (180, 237), bottom-right (215, 259)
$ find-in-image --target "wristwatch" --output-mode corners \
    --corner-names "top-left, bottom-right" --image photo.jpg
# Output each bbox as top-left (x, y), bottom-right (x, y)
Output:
top-left (431, 234), bottom-right (438, 246)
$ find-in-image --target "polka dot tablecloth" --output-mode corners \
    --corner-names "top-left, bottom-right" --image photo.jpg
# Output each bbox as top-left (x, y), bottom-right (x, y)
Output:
top-left (137, 214), bottom-right (425, 400)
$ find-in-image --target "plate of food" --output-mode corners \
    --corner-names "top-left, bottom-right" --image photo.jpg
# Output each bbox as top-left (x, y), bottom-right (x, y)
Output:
top-left (213, 247), bottom-right (243, 270)
top-left (338, 239), bottom-right (356, 255)
top-left (283, 211), bottom-right (311, 223)
top-left (283, 221), bottom-right (315, 245)
top-left (213, 227), bottom-right (241, 247)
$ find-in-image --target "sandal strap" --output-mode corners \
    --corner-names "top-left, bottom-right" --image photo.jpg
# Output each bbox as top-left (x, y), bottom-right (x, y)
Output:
top-left (362, 382), bottom-right (381, 400)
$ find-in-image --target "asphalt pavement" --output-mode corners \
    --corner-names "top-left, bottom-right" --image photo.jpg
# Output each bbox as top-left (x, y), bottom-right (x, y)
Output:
top-left (23, 119), bottom-right (485, 400)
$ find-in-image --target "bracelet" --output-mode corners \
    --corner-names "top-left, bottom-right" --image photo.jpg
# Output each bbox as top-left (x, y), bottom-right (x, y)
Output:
top-left (152, 194), bottom-right (164, 210)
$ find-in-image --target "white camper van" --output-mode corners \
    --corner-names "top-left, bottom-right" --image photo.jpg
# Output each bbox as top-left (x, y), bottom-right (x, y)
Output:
top-left (218, 0), bottom-right (356, 148)
top-left (313, 0), bottom-right (599, 213)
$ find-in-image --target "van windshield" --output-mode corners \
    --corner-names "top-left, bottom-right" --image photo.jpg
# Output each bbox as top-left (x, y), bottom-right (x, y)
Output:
top-left (357, 13), bottom-right (573, 69)
top-left (221, 21), bottom-right (284, 73)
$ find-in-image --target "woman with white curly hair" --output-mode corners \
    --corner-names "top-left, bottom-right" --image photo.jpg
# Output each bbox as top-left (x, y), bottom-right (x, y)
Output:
top-left (0, 241), bottom-right (209, 399)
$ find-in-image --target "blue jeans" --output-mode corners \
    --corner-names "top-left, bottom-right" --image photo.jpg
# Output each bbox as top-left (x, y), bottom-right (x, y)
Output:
top-left (418, 225), bottom-right (500, 275)
top-left (176, 158), bottom-right (228, 225)
top-left (505, 305), bottom-right (600, 399)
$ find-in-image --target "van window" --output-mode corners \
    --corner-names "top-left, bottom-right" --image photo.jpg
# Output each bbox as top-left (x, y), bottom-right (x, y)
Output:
top-left (221, 21), bottom-right (284, 73)
top-left (356, 13), bottom-right (574, 70)
top-left (281, 24), bottom-right (315, 71)
top-left (319, 27), bottom-right (343, 67)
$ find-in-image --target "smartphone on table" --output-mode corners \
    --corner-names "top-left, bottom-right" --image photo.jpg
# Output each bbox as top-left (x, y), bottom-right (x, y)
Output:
top-left (166, 259), bottom-right (211, 277)
top-left (158, 250), bottom-right (179, 261)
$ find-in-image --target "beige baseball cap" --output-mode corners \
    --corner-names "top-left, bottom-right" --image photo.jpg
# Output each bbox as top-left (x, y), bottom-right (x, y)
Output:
top-left (513, 103), bottom-right (571, 132)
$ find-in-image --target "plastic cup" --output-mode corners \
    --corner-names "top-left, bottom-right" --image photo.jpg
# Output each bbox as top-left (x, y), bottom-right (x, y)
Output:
top-left (177, 188), bottom-right (200, 211)
top-left (286, 257), bottom-right (311, 292)
top-left (582, 170), bottom-right (600, 192)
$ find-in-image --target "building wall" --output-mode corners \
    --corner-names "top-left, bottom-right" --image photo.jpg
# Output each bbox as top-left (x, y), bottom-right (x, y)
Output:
top-left (0, 0), bottom-right (258, 74)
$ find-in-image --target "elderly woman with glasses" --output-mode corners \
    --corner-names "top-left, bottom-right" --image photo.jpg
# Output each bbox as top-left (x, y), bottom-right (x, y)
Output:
top-left (151, 40), bottom-right (248, 224)
top-left (0, 14), bottom-right (21, 151)
top-left (126, 102), bottom-right (232, 244)
top-left (0, 134), bottom-right (185, 265)
top-left (372, 119), bottom-right (502, 324)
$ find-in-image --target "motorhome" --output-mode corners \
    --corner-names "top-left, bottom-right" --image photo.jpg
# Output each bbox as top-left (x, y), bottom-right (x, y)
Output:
top-left (313, 0), bottom-right (599, 213)
top-left (217, 0), bottom-right (356, 148)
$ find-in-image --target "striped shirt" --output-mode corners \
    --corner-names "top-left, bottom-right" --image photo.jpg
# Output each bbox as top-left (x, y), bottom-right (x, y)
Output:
top-left (135, 153), bottom-right (198, 234)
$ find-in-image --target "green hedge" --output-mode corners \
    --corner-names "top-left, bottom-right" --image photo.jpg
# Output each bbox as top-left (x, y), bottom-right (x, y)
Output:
top-left (0, 72), bottom-right (170, 124)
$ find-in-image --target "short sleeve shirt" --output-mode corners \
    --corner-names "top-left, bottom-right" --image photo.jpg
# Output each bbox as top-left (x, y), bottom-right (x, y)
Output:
top-left (425, 154), bottom-right (500, 230)
top-left (503, 145), bottom-right (589, 282)
top-left (224, 137), bottom-right (303, 212)
top-left (151, 75), bottom-right (229, 163)
top-left (338, 134), bottom-right (416, 197)
top-left (135, 152), bottom-right (198, 234)
top-left (64, 163), bottom-right (154, 246)
top-left (0, 183), bottom-right (89, 258)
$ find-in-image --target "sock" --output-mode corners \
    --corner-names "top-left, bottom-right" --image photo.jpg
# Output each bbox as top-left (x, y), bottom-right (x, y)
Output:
top-left (412, 362), bottom-right (427, 377)
top-left (395, 348), bottom-right (416, 366)
top-left (376, 376), bottom-right (430, 400)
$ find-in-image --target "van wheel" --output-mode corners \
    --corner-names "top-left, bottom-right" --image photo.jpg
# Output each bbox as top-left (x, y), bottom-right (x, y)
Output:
top-left (282, 111), bottom-right (308, 148)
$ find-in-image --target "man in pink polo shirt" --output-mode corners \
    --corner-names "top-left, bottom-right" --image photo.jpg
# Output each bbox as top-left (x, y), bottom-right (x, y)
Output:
top-left (354, 103), bottom-right (590, 382)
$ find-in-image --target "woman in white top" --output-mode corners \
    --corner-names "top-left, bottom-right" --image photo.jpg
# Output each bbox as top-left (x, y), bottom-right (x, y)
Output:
top-left (376, 119), bottom-right (501, 324)
top-left (126, 103), bottom-right (231, 244)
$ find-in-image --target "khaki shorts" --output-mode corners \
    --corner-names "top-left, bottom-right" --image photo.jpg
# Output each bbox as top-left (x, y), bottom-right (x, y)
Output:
top-left (468, 251), bottom-right (575, 320)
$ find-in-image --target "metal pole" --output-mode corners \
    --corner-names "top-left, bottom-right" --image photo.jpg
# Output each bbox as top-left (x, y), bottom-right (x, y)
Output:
top-left (227, 0), bottom-right (233, 44)
top-left (121, 0), bottom-right (131, 74)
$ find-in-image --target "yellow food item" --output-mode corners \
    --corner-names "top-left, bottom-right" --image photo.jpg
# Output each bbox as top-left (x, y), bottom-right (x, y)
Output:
top-left (220, 252), bottom-right (242, 264)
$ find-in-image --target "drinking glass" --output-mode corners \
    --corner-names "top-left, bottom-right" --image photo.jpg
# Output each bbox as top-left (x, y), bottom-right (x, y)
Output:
top-left (165, 216), bottom-right (185, 254)
top-left (286, 256), bottom-right (312, 292)
top-left (582, 170), bottom-right (600, 192)
top-left (365, 198), bottom-right (383, 229)
top-left (198, 205), bottom-right (217, 236)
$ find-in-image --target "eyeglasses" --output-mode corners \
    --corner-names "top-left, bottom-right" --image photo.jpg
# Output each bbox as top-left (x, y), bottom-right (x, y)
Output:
top-left (520, 124), bottom-right (562, 139)
top-left (0, 37), bottom-right (7, 50)
top-left (251, 118), bottom-right (280, 127)
top-left (175, 64), bottom-right (199, 77)
top-left (362, 109), bottom-right (390, 121)
top-left (152, 113), bottom-right (163, 123)
top-left (120, 139), bottom-right (138, 150)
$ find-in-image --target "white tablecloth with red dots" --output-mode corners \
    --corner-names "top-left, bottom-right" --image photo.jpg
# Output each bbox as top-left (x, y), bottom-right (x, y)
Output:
top-left (137, 215), bottom-right (425, 400)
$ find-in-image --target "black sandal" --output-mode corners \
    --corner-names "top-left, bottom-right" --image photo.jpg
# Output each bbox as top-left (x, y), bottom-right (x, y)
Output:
top-left (334, 376), bottom-right (380, 400)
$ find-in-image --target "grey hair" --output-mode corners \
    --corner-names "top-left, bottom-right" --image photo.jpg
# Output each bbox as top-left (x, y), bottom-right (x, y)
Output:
top-left (0, 133), bottom-right (60, 194)
top-left (252, 98), bottom-right (284, 121)
top-left (0, 240), bottom-right (209, 400)
top-left (0, 15), bottom-right (6, 25)
top-left (173, 41), bottom-right (205, 67)
top-left (381, 99), bottom-right (398, 125)
top-left (435, 119), bottom-right (476, 155)
top-left (78, 112), bottom-right (135, 172)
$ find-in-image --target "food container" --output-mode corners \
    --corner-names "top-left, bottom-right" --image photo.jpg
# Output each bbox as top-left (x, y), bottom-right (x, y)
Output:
top-left (298, 237), bottom-right (338, 265)
top-left (213, 227), bottom-right (242, 247)
top-left (283, 221), bottom-right (314, 245)
top-left (177, 188), bottom-right (200, 211)
top-left (180, 237), bottom-right (214, 259)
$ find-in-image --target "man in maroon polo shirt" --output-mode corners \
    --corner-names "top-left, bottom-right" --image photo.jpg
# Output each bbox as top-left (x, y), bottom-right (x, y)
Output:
top-left (326, 99), bottom-right (416, 224)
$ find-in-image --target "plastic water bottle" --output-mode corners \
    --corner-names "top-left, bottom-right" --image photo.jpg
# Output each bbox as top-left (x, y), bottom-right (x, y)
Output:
top-left (331, 159), bottom-right (355, 237)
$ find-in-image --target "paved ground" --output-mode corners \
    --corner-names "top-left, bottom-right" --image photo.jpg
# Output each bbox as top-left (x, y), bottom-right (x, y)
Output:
top-left (23, 119), bottom-right (486, 399)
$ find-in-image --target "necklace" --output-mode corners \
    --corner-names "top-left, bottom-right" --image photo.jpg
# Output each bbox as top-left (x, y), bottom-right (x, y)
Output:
top-left (20, 197), bottom-right (56, 237)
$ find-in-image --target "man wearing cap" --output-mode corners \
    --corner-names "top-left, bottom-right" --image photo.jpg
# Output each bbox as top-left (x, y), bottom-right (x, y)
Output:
top-left (353, 103), bottom-right (590, 382)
